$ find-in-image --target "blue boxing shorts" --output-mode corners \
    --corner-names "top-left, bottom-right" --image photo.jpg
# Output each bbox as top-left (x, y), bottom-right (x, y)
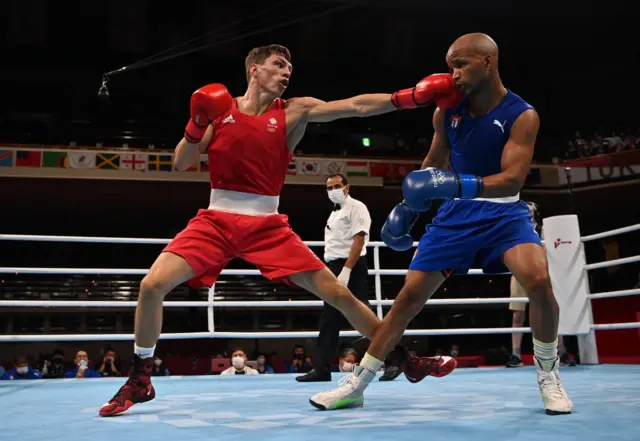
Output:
top-left (409, 199), bottom-right (542, 275)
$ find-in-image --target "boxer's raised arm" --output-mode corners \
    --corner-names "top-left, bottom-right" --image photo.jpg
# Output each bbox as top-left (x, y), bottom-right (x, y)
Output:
top-left (174, 125), bottom-right (213, 172)
top-left (292, 95), bottom-right (395, 123)
top-left (293, 74), bottom-right (462, 124)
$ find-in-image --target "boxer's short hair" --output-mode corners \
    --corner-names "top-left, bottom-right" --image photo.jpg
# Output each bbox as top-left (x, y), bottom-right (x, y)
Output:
top-left (245, 44), bottom-right (291, 82)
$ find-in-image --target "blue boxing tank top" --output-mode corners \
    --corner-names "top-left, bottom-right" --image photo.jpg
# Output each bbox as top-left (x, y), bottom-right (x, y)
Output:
top-left (433, 90), bottom-right (535, 227)
top-left (445, 89), bottom-right (533, 177)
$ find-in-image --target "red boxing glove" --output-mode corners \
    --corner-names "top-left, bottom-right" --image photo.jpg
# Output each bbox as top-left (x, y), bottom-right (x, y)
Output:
top-left (392, 74), bottom-right (462, 110)
top-left (184, 83), bottom-right (233, 143)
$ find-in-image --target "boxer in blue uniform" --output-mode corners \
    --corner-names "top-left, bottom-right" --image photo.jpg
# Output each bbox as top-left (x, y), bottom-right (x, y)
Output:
top-left (311, 33), bottom-right (572, 415)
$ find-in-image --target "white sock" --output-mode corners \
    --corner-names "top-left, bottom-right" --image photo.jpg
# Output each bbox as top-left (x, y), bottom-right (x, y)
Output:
top-left (512, 347), bottom-right (521, 357)
top-left (533, 338), bottom-right (557, 370)
top-left (134, 344), bottom-right (156, 359)
top-left (360, 353), bottom-right (383, 373)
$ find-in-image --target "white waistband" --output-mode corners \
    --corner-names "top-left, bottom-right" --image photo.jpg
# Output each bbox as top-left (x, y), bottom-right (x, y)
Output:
top-left (207, 189), bottom-right (279, 216)
top-left (455, 193), bottom-right (520, 203)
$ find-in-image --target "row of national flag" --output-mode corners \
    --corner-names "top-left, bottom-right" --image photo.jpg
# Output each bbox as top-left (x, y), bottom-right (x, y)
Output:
top-left (0, 150), bottom-right (202, 172)
top-left (0, 149), bottom-right (422, 178)
top-left (290, 159), bottom-right (421, 178)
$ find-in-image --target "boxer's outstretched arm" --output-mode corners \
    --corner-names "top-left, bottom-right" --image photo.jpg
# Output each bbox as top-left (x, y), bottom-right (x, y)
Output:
top-left (297, 95), bottom-right (396, 123)
top-left (421, 107), bottom-right (450, 169)
top-left (173, 125), bottom-right (213, 171)
top-left (481, 109), bottom-right (539, 198)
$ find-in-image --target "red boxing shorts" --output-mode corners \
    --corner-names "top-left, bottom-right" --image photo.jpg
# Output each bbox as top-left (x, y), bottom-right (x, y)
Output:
top-left (163, 209), bottom-right (326, 288)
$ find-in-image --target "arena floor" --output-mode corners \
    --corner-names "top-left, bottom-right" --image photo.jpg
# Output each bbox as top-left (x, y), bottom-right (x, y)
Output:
top-left (2, 365), bottom-right (637, 441)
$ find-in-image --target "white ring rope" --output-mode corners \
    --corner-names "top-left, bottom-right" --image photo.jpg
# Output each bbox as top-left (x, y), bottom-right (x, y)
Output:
top-left (580, 223), bottom-right (640, 242)
top-left (583, 255), bottom-right (640, 271)
top-left (588, 288), bottom-right (640, 300)
top-left (0, 225), bottom-right (636, 245)
top-left (0, 221), bottom-right (638, 342)
top-left (0, 266), bottom-right (489, 276)
top-left (0, 328), bottom-right (535, 342)
top-left (0, 298), bottom-right (530, 308)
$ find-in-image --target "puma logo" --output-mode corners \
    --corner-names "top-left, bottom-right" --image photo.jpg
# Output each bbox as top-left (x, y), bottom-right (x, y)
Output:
top-left (493, 119), bottom-right (506, 133)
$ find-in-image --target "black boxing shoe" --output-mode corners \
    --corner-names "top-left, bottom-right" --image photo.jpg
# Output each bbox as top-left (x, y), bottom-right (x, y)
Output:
top-left (379, 365), bottom-right (402, 382)
top-left (296, 368), bottom-right (331, 382)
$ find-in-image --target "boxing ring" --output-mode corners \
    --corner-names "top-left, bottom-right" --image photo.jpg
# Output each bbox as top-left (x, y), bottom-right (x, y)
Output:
top-left (1, 215), bottom-right (640, 441)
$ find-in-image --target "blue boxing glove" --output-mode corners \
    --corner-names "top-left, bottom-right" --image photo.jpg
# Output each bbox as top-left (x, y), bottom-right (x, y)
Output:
top-left (402, 167), bottom-right (483, 211)
top-left (381, 202), bottom-right (419, 252)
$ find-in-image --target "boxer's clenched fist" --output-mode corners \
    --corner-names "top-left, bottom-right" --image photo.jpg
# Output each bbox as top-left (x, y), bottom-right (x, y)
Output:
top-left (392, 74), bottom-right (462, 110)
top-left (184, 84), bottom-right (233, 143)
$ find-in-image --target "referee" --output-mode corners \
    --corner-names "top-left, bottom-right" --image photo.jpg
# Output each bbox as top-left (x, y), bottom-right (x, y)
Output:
top-left (297, 174), bottom-right (399, 382)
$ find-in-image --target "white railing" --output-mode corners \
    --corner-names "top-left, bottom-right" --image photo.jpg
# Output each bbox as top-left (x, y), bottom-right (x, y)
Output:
top-left (0, 221), bottom-right (639, 343)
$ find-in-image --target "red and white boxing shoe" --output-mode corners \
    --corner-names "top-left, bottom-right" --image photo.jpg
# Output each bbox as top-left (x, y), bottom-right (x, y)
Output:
top-left (99, 355), bottom-right (156, 417)
top-left (387, 345), bottom-right (457, 383)
top-left (402, 354), bottom-right (458, 383)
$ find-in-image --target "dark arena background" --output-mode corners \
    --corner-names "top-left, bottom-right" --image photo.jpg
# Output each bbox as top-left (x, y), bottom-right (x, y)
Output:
top-left (1, 1), bottom-right (639, 439)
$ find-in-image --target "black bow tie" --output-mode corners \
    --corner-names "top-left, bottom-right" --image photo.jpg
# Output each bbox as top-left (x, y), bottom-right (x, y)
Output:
top-left (332, 204), bottom-right (341, 211)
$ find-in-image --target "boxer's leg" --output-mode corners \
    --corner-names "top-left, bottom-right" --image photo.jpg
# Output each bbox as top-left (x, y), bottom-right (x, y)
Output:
top-left (310, 226), bottom-right (475, 411)
top-left (365, 270), bottom-right (444, 361)
top-left (502, 244), bottom-right (572, 414)
top-left (99, 253), bottom-right (195, 417)
top-left (100, 211), bottom-right (232, 417)
top-left (135, 251), bottom-right (195, 348)
top-left (243, 215), bottom-right (381, 341)
top-left (503, 244), bottom-right (559, 348)
top-left (289, 268), bottom-right (380, 340)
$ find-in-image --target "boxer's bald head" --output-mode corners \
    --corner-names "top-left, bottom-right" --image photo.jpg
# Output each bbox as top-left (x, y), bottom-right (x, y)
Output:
top-left (448, 33), bottom-right (499, 60)
top-left (446, 33), bottom-right (500, 96)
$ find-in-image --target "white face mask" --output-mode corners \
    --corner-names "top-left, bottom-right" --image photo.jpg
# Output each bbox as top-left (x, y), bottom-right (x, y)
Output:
top-left (341, 362), bottom-right (353, 372)
top-left (232, 356), bottom-right (245, 369)
top-left (79, 360), bottom-right (88, 367)
top-left (450, 350), bottom-right (459, 357)
top-left (16, 366), bottom-right (28, 375)
top-left (154, 359), bottom-right (162, 366)
top-left (328, 189), bottom-right (346, 205)
top-left (257, 358), bottom-right (266, 365)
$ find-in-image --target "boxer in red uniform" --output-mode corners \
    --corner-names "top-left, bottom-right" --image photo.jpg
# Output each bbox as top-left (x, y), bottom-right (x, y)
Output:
top-left (99, 44), bottom-right (462, 417)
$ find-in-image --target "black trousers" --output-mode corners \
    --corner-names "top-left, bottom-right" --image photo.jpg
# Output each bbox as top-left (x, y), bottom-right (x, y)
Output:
top-left (314, 256), bottom-right (370, 370)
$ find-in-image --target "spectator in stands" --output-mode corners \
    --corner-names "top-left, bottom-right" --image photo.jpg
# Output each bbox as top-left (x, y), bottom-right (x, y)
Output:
top-left (64, 350), bottom-right (101, 378)
top-left (605, 132), bottom-right (623, 152)
top-left (449, 344), bottom-right (460, 357)
top-left (95, 348), bottom-right (121, 377)
top-left (1, 355), bottom-right (41, 380)
top-left (41, 348), bottom-right (66, 379)
top-left (0, 365), bottom-right (4, 378)
top-left (288, 344), bottom-right (313, 374)
top-left (256, 353), bottom-right (274, 374)
top-left (574, 131), bottom-right (586, 154)
top-left (151, 355), bottom-right (170, 377)
top-left (338, 348), bottom-right (358, 372)
top-left (221, 349), bottom-right (258, 375)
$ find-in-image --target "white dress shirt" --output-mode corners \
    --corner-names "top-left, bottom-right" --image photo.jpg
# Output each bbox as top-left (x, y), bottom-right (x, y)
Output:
top-left (324, 195), bottom-right (372, 262)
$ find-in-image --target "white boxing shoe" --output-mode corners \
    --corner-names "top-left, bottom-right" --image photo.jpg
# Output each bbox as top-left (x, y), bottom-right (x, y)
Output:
top-left (309, 365), bottom-right (375, 410)
top-left (535, 356), bottom-right (573, 415)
